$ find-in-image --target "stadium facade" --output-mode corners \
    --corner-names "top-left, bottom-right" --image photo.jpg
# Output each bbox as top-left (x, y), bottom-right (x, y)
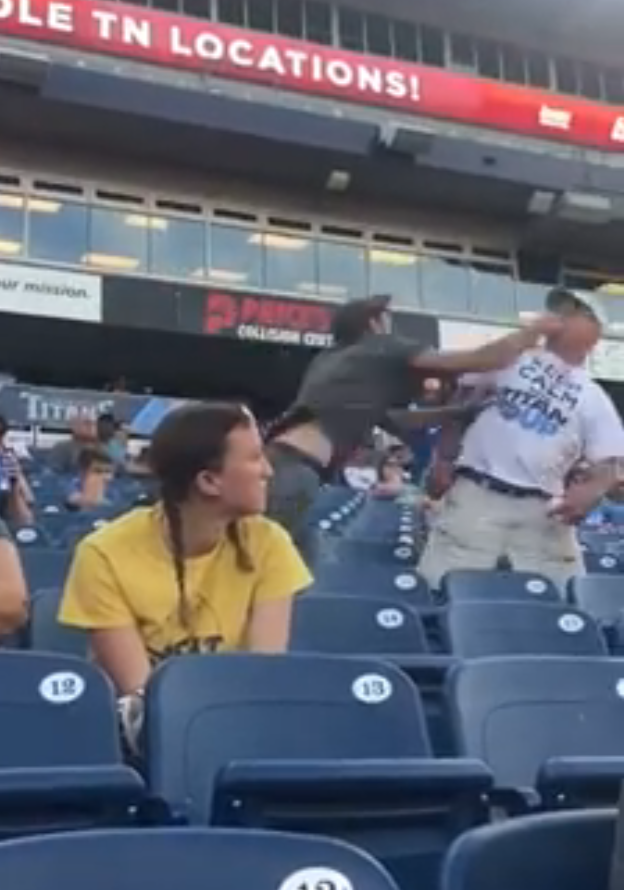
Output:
top-left (0, 0), bottom-right (624, 412)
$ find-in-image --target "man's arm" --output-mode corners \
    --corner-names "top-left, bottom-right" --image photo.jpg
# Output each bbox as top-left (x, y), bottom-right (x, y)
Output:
top-left (411, 315), bottom-right (563, 375)
top-left (550, 458), bottom-right (620, 524)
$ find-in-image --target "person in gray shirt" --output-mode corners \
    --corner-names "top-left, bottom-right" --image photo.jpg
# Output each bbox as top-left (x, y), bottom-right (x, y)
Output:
top-left (265, 294), bottom-right (563, 561)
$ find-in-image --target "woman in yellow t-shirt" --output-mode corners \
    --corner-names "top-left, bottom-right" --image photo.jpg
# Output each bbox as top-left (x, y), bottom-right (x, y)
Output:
top-left (59, 402), bottom-right (312, 696)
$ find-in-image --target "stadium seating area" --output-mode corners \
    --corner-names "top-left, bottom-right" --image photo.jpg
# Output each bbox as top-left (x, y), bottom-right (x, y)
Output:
top-left (1, 459), bottom-right (623, 889)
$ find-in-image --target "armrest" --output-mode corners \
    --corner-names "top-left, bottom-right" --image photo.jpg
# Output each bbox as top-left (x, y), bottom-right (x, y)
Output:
top-left (216, 758), bottom-right (492, 801)
top-left (0, 765), bottom-right (145, 808)
top-left (538, 757), bottom-right (624, 804)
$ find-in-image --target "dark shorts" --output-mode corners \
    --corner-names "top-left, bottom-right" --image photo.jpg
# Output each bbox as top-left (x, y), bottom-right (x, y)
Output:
top-left (265, 442), bottom-right (323, 565)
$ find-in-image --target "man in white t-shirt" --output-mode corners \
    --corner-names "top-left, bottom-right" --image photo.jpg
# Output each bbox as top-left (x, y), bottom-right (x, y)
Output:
top-left (419, 287), bottom-right (624, 590)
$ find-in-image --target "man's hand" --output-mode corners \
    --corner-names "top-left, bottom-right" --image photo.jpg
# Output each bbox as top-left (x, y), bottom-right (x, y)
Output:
top-left (548, 483), bottom-right (603, 525)
top-left (522, 312), bottom-right (565, 339)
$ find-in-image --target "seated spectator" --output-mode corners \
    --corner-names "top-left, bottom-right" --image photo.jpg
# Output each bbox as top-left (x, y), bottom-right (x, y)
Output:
top-left (97, 413), bottom-right (127, 470)
top-left (59, 402), bottom-right (311, 695)
top-left (0, 517), bottom-right (28, 634)
top-left (0, 415), bottom-right (33, 526)
top-left (65, 446), bottom-right (116, 512)
top-left (373, 451), bottom-right (406, 499)
top-left (48, 418), bottom-right (97, 475)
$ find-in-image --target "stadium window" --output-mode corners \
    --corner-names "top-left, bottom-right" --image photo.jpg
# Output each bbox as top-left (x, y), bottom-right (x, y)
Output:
top-left (526, 51), bottom-right (550, 89)
top-left (182, 0), bottom-right (211, 18)
top-left (393, 20), bottom-right (419, 62)
top-left (0, 193), bottom-right (25, 258)
top-left (248, 0), bottom-right (274, 31)
top-left (515, 280), bottom-right (547, 316)
top-left (579, 63), bottom-right (603, 100)
top-left (338, 8), bottom-right (365, 51)
top-left (152, 0), bottom-right (179, 11)
top-left (501, 45), bottom-right (526, 84)
top-left (209, 224), bottom-right (263, 289)
top-left (469, 262), bottom-right (516, 321)
top-left (217, 0), bottom-right (245, 25)
top-left (476, 40), bottom-right (501, 79)
top-left (318, 240), bottom-right (366, 300)
top-left (276, 0), bottom-right (304, 37)
top-left (305, 1), bottom-right (332, 44)
top-left (263, 231), bottom-right (316, 295)
top-left (449, 33), bottom-right (476, 72)
top-left (604, 69), bottom-right (624, 104)
top-left (420, 25), bottom-right (444, 67)
top-left (150, 216), bottom-right (206, 281)
top-left (554, 57), bottom-right (578, 95)
top-left (28, 200), bottom-right (88, 265)
top-left (86, 207), bottom-right (148, 272)
top-left (420, 255), bottom-right (471, 315)
top-left (368, 247), bottom-right (418, 307)
top-left (365, 14), bottom-right (392, 57)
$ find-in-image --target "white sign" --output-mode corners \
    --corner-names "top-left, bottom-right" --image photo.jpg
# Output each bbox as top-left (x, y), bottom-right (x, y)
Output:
top-left (395, 573), bottom-right (417, 590)
top-left (16, 527), bottom-right (38, 544)
top-left (526, 579), bottom-right (548, 595)
top-left (352, 673), bottom-right (393, 704)
top-left (539, 105), bottom-right (573, 131)
top-left (376, 608), bottom-right (405, 629)
top-left (558, 613), bottom-right (585, 634)
top-left (278, 868), bottom-right (353, 890)
top-left (0, 262), bottom-right (102, 323)
top-left (39, 671), bottom-right (86, 704)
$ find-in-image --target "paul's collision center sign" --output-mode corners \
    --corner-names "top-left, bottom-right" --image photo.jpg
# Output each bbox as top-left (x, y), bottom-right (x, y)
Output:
top-left (4, 0), bottom-right (624, 152)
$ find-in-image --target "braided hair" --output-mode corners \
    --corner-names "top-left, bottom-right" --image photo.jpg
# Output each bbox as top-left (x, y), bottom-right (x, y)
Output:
top-left (150, 402), bottom-right (255, 634)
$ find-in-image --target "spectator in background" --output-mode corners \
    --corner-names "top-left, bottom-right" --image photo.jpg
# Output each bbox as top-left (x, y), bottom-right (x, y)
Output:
top-left (0, 517), bottom-right (28, 635)
top-left (0, 415), bottom-right (33, 526)
top-left (373, 448), bottom-right (408, 499)
top-left (65, 446), bottom-right (115, 512)
top-left (48, 418), bottom-right (97, 475)
top-left (59, 403), bottom-right (311, 697)
top-left (96, 413), bottom-right (127, 470)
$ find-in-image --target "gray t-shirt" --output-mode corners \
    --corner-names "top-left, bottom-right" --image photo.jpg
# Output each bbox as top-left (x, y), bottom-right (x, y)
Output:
top-left (293, 333), bottom-right (422, 455)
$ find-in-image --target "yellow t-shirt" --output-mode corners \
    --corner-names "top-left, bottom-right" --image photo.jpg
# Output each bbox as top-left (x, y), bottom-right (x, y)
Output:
top-left (59, 507), bottom-right (312, 660)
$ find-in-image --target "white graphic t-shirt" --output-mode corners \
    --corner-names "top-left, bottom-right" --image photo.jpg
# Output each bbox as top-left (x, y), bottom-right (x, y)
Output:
top-left (458, 348), bottom-right (624, 496)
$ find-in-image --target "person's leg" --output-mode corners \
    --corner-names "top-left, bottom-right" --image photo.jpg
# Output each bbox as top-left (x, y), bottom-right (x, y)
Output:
top-left (506, 500), bottom-right (585, 595)
top-left (265, 444), bottom-right (321, 566)
top-left (418, 477), bottom-right (505, 589)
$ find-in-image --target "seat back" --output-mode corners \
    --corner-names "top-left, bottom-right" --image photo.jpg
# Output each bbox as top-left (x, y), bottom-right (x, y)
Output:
top-left (145, 653), bottom-right (430, 822)
top-left (0, 651), bottom-right (122, 766)
top-left (0, 827), bottom-right (400, 890)
top-left (446, 602), bottom-right (607, 658)
top-left (29, 589), bottom-right (88, 657)
top-left (569, 575), bottom-right (624, 624)
top-left (441, 810), bottom-right (614, 890)
top-left (441, 571), bottom-right (559, 604)
top-left (449, 656), bottom-right (624, 791)
top-left (583, 552), bottom-right (624, 575)
top-left (311, 563), bottom-right (430, 604)
top-left (20, 549), bottom-right (72, 594)
top-left (290, 596), bottom-right (428, 654)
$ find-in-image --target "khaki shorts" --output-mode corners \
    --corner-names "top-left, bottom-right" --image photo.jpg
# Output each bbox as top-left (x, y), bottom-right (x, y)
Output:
top-left (418, 477), bottom-right (584, 593)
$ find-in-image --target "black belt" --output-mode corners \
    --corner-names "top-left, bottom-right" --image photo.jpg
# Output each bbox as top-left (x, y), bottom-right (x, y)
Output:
top-left (456, 467), bottom-right (550, 501)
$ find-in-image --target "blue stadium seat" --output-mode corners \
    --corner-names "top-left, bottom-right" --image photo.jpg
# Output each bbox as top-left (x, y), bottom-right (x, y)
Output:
top-left (145, 653), bottom-right (492, 890)
top-left (569, 575), bottom-right (624, 649)
top-left (441, 570), bottom-right (559, 604)
top-left (12, 526), bottom-right (53, 549)
top-left (0, 827), bottom-right (400, 890)
top-left (28, 588), bottom-right (87, 657)
top-left (20, 548), bottom-right (72, 593)
top-left (583, 551), bottom-right (624, 575)
top-left (290, 596), bottom-right (428, 654)
top-left (0, 650), bottom-right (143, 835)
top-left (332, 539), bottom-right (417, 566)
top-left (445, 602), bottom-right (607, 659)
top-left (449, 656), bottom-right (624, 809)
top-left (441, 810), bottom-right (614, 890)
top-left (310, 563), bottom-right (431, 604)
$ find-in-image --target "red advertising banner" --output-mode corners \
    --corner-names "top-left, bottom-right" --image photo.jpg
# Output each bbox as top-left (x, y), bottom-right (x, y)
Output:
top-left (2, 0), bottom-right (624, 151)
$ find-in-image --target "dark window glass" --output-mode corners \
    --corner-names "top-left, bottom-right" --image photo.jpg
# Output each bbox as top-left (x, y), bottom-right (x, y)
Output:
top-left (88, 208), bottom-right (148, 273)
top-left (183, 0), bottom-right (211, 17)
top-left (501, 45), bottom-right (525, 84)
top-left (217, 0), bottom-right (244, 24)
top-left (476, 40), bottom-right (500, 79)
top-left (420, 256), bottom-right (470, 315)
top-left (305, 0), bottom-right (331, 44)
top-left (248, 0), bottom-right (274, 31)
top-left (0, 194), bottom-right (24, 258)
top-left (338, 8), bottom-right (365, 51)
top-left (421, 25), bottom-right (444, 67)
top-left (29, 200), bottom-right (88, 265)
top-left (318, 241), bottom-right (366, 300)
top-left (264, 232), bottom-right (316, 295)
top-left (554, 57), bottom-right (578, 94)
top-left (276, 0), bottom-right (303, 36)
top-left (579, 63), bottom-right (602, 100)
top-left (450, 33), bottom-right (476, 71)
top-left (209, 225), bottom-right (263, 289)
top-left (469, 262), bottom-right (516, 321)
top-left (369, 248), bottom-right (418, 307)
top-left (366, 14), bottom-right (392, 57)
top-left (393, 20), bottom-right (419, 62)
top-left (152, 0), bottom-right (179, 11)
top-left (526, 51), bottom-right (550, 88)
top-left (604, 69), bottom-right (624, 104)
top-left (151, 217), bottom-right (205, 281)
